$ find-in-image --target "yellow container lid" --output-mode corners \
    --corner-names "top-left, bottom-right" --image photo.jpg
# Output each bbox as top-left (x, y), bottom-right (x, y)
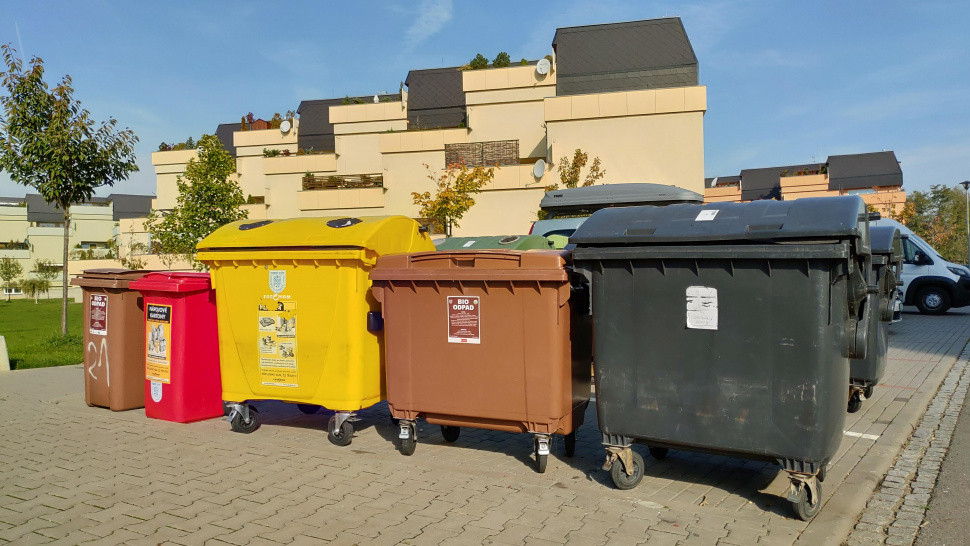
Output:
top-left (196, 216), bottom-right (430, 256)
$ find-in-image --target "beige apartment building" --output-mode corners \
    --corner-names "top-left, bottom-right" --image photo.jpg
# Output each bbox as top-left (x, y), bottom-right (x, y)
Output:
top-left (704, 151), bottom-right (906, 214)
top-left (152, 18), bottom-right (708, 236)
top-left (0, 194), bottom-right (154, 299)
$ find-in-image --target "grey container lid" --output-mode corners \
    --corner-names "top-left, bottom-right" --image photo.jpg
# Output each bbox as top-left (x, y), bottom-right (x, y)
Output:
top-left (869, 225), bottom-right (901, 257)
top-left (539, 183), bottom-right (703, 213)
top-left (570, 195), bottom-right (870, 247)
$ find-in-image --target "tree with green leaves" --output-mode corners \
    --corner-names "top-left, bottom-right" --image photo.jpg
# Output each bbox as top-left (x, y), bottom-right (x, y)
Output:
top-left (0, 45), bottom-right (138, 333)
top-left (492, 52), bottom-right (511, 68)
top-left (145, 134), bottom-right (247, 267)
top-left (412, 163), bottom-right (495, 236)
top-left (0, 257), bottom-right (23, 302)
top-left (20, 277), bottom-right (47, 304)
top-left (33, 259), bottom-right (58, 299)
top-left (547, 148), bottom-right (606, 191)
top-left (900, 184), bottom-right (968, 264)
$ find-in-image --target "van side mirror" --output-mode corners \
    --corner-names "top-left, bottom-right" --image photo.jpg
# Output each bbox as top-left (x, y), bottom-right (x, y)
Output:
top-left (914, 251), bottom-right (932, 266)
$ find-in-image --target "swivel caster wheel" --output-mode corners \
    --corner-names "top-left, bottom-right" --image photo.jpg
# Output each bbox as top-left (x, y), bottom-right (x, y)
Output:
top-left (564, 432), bottom-right (576, 457)
top-left (327, 415), bottom-right (354, 446)
top-left (609, 451), bottom-right (644, 490)
top-left (440, 426), bottom-right (460, 443)
top-left (848, 392), bottom-right (863, 413)
top-left (399, 421), bottom-right (416, 456)
top-left (534, 435), bottom-right (551, 473)
top-left (229, 404), bottom-right (259, 434)
top-left (791, 481), bottom-right (822, 521)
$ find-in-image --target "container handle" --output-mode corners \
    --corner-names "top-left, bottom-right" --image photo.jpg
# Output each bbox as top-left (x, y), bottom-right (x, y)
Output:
top-left (847, 293), bottom-right (871, 359)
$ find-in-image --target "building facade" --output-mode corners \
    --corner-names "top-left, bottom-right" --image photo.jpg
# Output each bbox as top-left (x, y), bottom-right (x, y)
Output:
top-left (0, 194), bottom-right (153, 299)
top-left (704, 151), bottom-right (906, 214)
top-left (152, 18), bottom-right (708, 236)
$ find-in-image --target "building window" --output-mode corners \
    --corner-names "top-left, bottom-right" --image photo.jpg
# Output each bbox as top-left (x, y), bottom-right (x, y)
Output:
top-left (3, 287), bottom-right (23, 296)
top-left (445, 140), bottom-right (519, 168)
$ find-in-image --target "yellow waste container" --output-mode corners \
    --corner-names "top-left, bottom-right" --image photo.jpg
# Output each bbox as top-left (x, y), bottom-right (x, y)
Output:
top-left (196, 216), bottom-right (434, 445)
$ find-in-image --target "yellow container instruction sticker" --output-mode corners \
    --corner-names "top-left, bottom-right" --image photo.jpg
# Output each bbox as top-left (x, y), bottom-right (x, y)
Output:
top-left (258, 298), bottom-right (298, 387)
top-left (145, 304), bottom-right (172, 384)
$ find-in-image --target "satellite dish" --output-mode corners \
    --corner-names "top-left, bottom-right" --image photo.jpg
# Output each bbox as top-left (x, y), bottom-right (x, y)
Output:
top-left (536, 57), bottom-right (551, 76)
top-left (373, 95), bottom-right (380, 104)
top-left (533, 159), bottom-right (546, 179)
top-left (279, 120), bottom-right (292, 134)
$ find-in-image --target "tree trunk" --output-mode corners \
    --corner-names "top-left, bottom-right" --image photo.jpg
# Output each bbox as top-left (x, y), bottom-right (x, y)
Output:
top-left (61, 207), bottom-right (70, 336)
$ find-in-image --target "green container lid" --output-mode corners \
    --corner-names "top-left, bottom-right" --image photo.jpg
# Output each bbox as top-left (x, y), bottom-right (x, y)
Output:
top-left (435, 235), bottom-right (553, 251)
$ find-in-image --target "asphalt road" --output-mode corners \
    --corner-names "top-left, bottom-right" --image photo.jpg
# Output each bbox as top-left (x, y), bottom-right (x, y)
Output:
top-left (916, 387), bottom-right (970, 546)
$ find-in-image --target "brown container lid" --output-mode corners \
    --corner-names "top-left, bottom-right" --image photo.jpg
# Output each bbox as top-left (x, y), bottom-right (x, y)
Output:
top-left (371, 250), bottom-right (569, 282)
top-left (70, 268), bottom-right (153, 289)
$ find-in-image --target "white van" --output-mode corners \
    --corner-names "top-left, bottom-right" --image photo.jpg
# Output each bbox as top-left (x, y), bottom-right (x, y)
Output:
top-left (872, 219), bottom-right (970, 315)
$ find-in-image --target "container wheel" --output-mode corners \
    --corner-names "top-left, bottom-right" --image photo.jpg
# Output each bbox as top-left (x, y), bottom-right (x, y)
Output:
top-left (534, 442), bottom-right (548, 474)
top-left (564, 432), bottom-right (576, 457)
top-left (221, 401), bottom-right (231, 416)
top-left (399, 423), bottom-right (416, 456)
top-left (229, 405), bottom-right (259, 434)
top-left (864, 385), bottom-right (874, 399)
top-left (297, 404), bottom-right (320, 415)
top-left (818, 464), bottom-right (827, 483)
top-left (792, 481), bottom-right (822, 521)
top-left (440, 426), bottom-right (460, 443)
top-left (847, 392), bottom-right (863, 413)
top-left (648, 446), bottom-right (669, 460)
top-left (609, 451), bottom-right (644, 490)
top-left (327, 417), bottom-right (353, 447)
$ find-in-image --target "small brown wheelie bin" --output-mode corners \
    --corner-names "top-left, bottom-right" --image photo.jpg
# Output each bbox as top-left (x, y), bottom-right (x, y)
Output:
top-left (71, 268), bottom-right (151, 410)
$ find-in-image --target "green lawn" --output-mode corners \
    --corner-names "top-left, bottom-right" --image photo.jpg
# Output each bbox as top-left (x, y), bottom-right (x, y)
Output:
top-left (0, 299), bottom-right (83, 369)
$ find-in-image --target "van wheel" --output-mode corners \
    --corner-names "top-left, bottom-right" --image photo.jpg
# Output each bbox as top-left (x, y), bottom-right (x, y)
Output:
top-left (915, 286), bottom-right (951, 315)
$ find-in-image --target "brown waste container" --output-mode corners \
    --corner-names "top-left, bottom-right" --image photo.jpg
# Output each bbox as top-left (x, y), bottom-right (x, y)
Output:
top-left (71, 269), bottom-right (151, 410)
top-left (371, 250), bottom-right (591, 473)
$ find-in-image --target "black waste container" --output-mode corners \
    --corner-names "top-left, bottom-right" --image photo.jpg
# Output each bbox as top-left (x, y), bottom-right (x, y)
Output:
top-left (848, 225), bottom-right (903, 412)
top-left (571, 196), bottom-right (872, 521)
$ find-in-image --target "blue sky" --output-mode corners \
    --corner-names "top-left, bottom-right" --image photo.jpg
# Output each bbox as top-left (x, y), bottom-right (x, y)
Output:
top-left (0, 0), bottom-right (967, 198)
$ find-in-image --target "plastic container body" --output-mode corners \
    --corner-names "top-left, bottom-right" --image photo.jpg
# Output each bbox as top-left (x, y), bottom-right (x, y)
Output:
top-left (130, 272), bottom-right (222, 423)
top-left (571, 196), bottom-right (871, 473)
top-left (196, 216), bottom-right (434, 411)
top-left (71, 269), bottom-right (151, 411)
top-left (371, 250), bottom-right (590, 435)
top-left (850, 226), bottom-right (903, 389)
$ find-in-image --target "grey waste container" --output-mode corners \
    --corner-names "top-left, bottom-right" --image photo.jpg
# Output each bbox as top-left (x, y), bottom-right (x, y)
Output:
top-left (571, 195), bottom-right (872, 521)
top-left (848, 225), bottom-right (903, 412)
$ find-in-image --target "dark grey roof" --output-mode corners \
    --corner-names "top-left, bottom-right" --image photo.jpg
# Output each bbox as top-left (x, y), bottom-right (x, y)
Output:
top-left (25, 193), bottom-right (152, 223)
top-left (704, 175), bottom-right (740, 188)
top-left (215, 123), bottom-right (239, 156)
top-left (297, 95), bottom-right (401, 152)
top-left (828, 151), bottom-right (902, 191)
top-left (540, 183), bottom-right (702, 217)
top-left (552, 18), bottom-right (698, 96)
top-left (739, 164), bottom-right (821, 201)
top-left (106, 194), bottom-right (153, 221)
top-left (405, 67), bottom-right (466, 129)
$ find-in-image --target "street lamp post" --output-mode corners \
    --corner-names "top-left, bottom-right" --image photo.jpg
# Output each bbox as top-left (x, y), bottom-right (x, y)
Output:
top-left (962, 180), bottom-right (970, 267)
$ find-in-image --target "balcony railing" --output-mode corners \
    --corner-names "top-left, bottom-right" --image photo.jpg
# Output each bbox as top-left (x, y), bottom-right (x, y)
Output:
top-left (302, 174), bottom-right (383, 191)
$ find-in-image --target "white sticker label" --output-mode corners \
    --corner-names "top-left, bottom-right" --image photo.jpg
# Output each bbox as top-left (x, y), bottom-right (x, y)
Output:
top-left (462, 240), bottom-right (476, 248)
top-left (695, 209), bottom-right (719, 221)
top-left (150, 380), bottom-right (163, 403)
top-left (686, 286), bottom-right (718, 330)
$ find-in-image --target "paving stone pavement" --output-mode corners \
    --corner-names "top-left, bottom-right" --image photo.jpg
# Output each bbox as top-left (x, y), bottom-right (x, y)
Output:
top-left (0, 310), bottom-right (967, 545)
top-left (846, 337), bottom-right (970, 546)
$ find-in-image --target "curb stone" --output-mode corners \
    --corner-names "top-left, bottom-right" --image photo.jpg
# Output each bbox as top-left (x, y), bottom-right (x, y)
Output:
top-left (844, 345), bottom-right (970, 546)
